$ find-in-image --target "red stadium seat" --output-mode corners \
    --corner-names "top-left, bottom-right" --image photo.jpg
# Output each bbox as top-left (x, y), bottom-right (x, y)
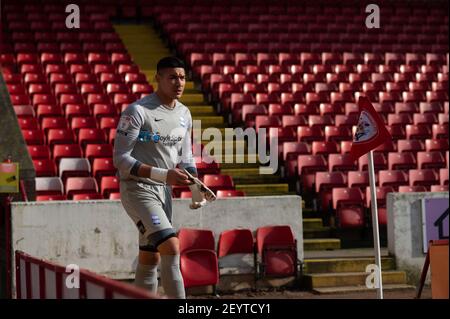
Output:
top-left (406, 124), bottom-right (432, 140)
top-left (52, 144), bottom-right (83, 164)
top-left (388, 152), bottom-right (417, 170)
top-left (417, 151), bottom-right (446, 169)
top-left (100, 176), bottom-right (119, 198)
top-left (84, 144), bottom-right (113, 162)
top-left (440, 168), bottom-right (449, 185)
top-left (78, 128), bottom-right (106, 147)
top-left (109, 192), bottom-right (121, 199)
top-left (241, 104), bottom-right (267, 124)
top-left (65, 177), bottom-right (99, 198)
top-left (269, 127), bottom-right (296, 143)
top-left (22, 129), bottom-right (45, 145)
top-left (202, 174), bottom-right (234, 192)
top-left (47, 128), bottom-right (76, 146)
top-left (425, 139), bottom-right (449, 152)
top-left (179, 228), bottom-right (215, 253)
top-left (325, 126), bottom-right (352, 142)
top-left (72, 193), bottom-right (104, 200)
top-left (41, 117), bottom-right (69, 134)
top-left (27, 145), bottom-right (51, 159)
top-left (397, 139), bottom-right (425, 153)
top-left (256, 225), bottom-right (297, 277)
top-left (365, 186), bottom-right (395, 226)
top-left (92, 104), bottom-right (117, 120)
top-left (409, 169), bottom-right (439, 188)
top-left (432, 124), bottom-right (448, 139)
top-left (35, 176), bottom-right (64, 196)
top-left (282, 115), bottom-right (308, 129)
top-left (398, 186), bottom-right (428, 193)
top-left (217, 228), bottom-right (254, 258)
top-left (379, 170), bottom-right (409, 189)
top-left (340, 141), bottom-right (353, 154)
top-left (33, 159), bottom-right (57, 177)
top-left (297, 155), bottom-right (327, 189)
top-left (388, 114), bottom-right (413, 126)
top-left (315, 171), bottom-right (347, 211)
top-left (358, 152), bottom-right (388, 171)
top-left (312, 141), bottom-right (339, 156)
top-left (92, 158), bottom-right (116, 180)
top-left (216, 190), bottom-right (246, 198)
top-left (348, 171), bottom-right (370, 189)
top-left (282, 141), bottom-right (310, 161)
top-left (328, 154), bottom-right (357, 172)
top-left (297, 126), bottom-right (324, 142)
top-left (36, 194), bottom-right (68, 201)
top-left (420, 102), bottom-right (444, 115)
top-left (99, 117), bottom-right (119, 132)
top-left (71, 116), bottom-right (98, 134)
top-left (18, 118), bottom-right (39, 130)
top-left (413, 113), bottom-right (438, 126)
top-left (395, 102), bottom-right (419, 115)
top-left (255, 115), bottom-right (281, 133)
top-left (332, 187), bottom-right (365, 228)
top-left (431, 185), bottom-right (449, 192)
top-left (180, 249), bottom-right (219, 289)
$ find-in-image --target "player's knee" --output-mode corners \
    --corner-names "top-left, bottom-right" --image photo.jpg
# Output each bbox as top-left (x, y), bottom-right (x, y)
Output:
top-left (138, 249), bottom-right (160, 265)
top-left (157, 236), bottom-right (180, 255)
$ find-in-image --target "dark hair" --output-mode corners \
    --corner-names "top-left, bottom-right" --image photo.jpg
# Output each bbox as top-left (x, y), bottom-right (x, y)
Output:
top-left (156, 56), bottom-right (185, 73)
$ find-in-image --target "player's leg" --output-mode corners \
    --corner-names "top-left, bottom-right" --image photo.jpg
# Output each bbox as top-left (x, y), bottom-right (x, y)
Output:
top-left (154, 184), bottom-right (185, 299)
top-left (120, 181), bottom-right (162, 293)
top-left (134, 247), bottom-right (160, 293)
top-left (157, 236), bottom-right (185, 299)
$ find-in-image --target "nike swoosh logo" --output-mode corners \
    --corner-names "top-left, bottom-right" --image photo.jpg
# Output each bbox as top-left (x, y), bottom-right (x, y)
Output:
top-left (154, 119), bottom-right (163, 122)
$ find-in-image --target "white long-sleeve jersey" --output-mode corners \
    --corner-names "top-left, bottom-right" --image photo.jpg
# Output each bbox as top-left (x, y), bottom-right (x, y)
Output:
top-left (113, 93), bottom-right (196, 185)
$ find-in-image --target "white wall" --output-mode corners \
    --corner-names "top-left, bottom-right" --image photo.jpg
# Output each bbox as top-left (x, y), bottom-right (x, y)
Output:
top-left (11, 195), bottom-right (302, 293)
top-left (387, 191), bottom-right (449, 284)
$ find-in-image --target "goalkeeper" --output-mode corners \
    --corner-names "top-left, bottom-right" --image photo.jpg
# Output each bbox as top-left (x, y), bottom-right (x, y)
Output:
top-left (113, 57), bottom-right (215, 299)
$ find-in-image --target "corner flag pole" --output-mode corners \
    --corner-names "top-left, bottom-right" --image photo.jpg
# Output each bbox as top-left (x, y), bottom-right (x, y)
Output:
top-left (367, 150), bottom-right (383, 299)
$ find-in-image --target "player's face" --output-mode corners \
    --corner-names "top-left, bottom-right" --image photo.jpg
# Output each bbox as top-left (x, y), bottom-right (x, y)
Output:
top-left (156, 68), bottom-right (185, 100)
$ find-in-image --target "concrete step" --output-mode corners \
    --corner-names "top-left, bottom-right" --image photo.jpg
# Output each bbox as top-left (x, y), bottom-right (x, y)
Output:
top-left (303, 270), bottom-right (407, 288)
top-left (235, 183), bottom-right (290, 196)
top-left (214, 154), bottom-right (262, 169)
top-left (229, 175), bottom-right (281, 184)
top-left (180, 94), bottom-right (206, 105)
top-left (303, 218), bottom-right (324, 230)
top-left (203, 139), bottom-right (247, 154)
top-left (304, 257), bottom-right (396, 273)
top-left (192, 115), bottom-right (225, 126)
top-left (304, 238), bottom-right (341, 251)
top-left (312, 284), bottom-right (416, 295)
top-left (187, 105), bottom-right (215, 116)
top-left (220, 167), bottom-right (279, 179)
top-left (303, 227), bottom-right (333, 239)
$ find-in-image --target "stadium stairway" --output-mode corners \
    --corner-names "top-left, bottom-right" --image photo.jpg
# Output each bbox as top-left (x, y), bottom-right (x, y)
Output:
top-left (302, 216), bottom-right (414, 294)
top-left (113, 24), bottom-right (291, 196)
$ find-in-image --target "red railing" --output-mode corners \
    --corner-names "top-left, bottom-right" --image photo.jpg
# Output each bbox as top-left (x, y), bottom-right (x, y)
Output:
top-left (15, 251), bottom-right (160, 299)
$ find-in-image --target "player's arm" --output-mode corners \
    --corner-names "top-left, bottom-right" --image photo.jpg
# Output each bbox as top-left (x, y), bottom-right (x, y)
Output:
top-left (178, 116), bottom-right (216, 209)
top-left (113, 104), bottom-right (190, 185)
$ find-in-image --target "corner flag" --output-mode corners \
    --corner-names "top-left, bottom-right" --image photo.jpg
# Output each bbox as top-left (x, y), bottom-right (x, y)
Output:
top-left (349, 96), bottom-right (392, 161)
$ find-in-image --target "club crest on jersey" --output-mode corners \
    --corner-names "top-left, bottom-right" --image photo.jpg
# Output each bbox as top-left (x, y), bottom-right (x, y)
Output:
top-left (151, 215), bottom-right (161, 225)
top-left (354, 111), bottom-right (378, 143)
top-left (118, 115), bottom-right (131, 131)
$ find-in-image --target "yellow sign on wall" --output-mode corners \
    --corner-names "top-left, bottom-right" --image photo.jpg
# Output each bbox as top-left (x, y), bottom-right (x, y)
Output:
top-left (0, 162), bottom-right (19, 193)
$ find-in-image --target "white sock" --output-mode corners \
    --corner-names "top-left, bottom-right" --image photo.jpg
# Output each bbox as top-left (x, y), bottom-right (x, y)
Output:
top-left (160, 254), bottom-right (186, 299)
top-left (134, 263), bottom-right (158, 294)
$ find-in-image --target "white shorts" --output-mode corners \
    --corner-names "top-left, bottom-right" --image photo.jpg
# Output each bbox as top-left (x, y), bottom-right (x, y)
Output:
top-left (120, 180), bottom-right (176, 251)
